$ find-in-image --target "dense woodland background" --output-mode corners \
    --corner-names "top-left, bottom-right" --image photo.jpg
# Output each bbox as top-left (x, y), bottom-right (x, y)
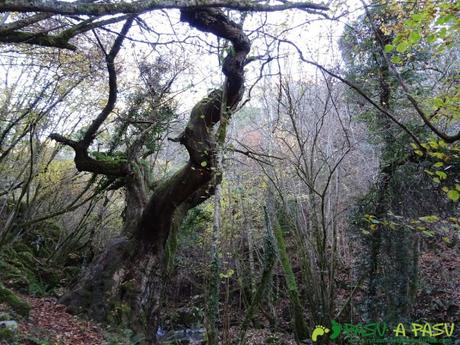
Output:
top-left (0, 0), bottom-right (459, 344)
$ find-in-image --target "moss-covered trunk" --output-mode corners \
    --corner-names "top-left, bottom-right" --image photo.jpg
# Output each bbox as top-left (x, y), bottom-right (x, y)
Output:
top-left (272, 215), bottom-right (308, 342)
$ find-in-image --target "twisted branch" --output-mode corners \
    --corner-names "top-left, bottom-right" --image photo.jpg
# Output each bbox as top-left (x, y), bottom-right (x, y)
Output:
top-left (50, 17), bottom-right (134, 176)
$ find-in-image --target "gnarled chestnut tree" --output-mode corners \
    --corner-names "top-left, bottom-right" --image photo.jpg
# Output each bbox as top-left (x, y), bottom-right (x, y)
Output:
top-left (52, 8), bottom-right (252, 340)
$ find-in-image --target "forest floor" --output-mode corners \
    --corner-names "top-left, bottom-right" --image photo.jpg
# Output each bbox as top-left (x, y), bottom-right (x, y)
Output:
top-left (1, 293), bottom-right (299, 345)
top-left (1, 231), bottom-right (458, 345)
top-left (1, 295), bottom-right (105, 345)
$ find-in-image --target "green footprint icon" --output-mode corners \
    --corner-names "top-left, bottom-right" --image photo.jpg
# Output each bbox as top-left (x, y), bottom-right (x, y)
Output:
top-left (329, 320), bottom-right (342, 340)
top-left (311, 325), bottom-right (330, 342)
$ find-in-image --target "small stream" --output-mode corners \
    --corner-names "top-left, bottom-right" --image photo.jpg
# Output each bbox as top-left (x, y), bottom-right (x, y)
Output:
top-left (157, 326), bottom-right (206, 344)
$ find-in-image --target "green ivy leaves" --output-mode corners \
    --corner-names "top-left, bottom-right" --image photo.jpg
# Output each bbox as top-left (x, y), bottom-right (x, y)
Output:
top-left (219, 268), bottom-right (235, 279)
top-left (413, 140), bottom-right (460, 203)
top-left (383, 1), bottom-right (459, 67)
top-left (384, 44), bottom-right (394, 53)
top-left (396, 41), bottom-right (410, 53)
top-left (447, 189), bottom-right (460, 202)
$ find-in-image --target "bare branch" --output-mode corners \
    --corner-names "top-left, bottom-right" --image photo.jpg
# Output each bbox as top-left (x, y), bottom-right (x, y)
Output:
top-left (276, 37), bottom-right (424, 148)
top-left (0, 13), bottom-right (52, 33)
top-left (1, 0), bottom-right (328, 16)
top-left (81, 16), bottom-right (134, 148)
top-left (0, 30), bottom-right (77, 50)
top-left (231, 146), bottom-right (283, 165)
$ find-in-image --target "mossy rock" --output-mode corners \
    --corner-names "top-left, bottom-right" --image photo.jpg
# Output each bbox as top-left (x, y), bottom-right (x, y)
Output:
top-left (0, 260), bottom-right (29, 290)
top-left (0, 283), bottom-right (30, 317)
top-left (0, 252), bottom-right (55, 296)
top-left (0, 312), bottom-right (11, 321)
top-left (0, 326), bottom-right (15, 341)
top-left (265, 335), bottom-right (278, 344)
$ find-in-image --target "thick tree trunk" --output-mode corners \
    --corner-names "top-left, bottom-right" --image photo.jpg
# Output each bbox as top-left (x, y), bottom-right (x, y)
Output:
top-left (59, 182), bottom-right (200, 342)
top-left (60, 240), bottom-right (164, 340)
